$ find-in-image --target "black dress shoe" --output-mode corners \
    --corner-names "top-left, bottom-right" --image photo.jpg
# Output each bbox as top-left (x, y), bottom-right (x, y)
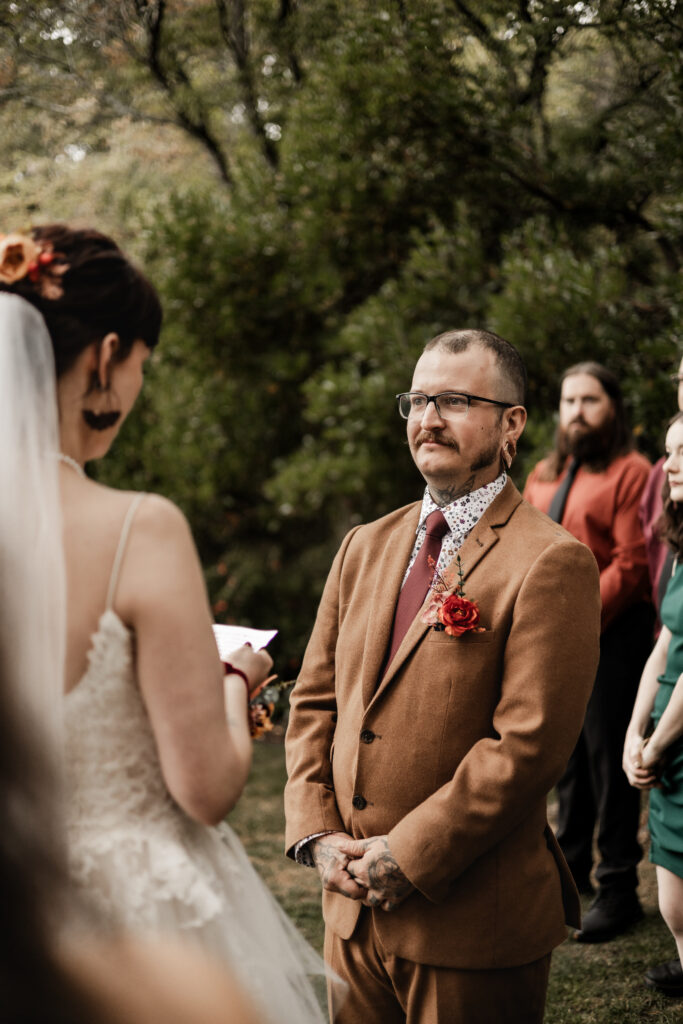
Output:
top-left (644, 960), bottom-right (683, 997)
top-left (573, 888), bottom-right (643, 943)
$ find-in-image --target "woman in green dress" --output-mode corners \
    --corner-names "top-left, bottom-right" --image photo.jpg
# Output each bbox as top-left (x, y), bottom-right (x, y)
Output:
top-left (624, 410), bottom-right (683, 997)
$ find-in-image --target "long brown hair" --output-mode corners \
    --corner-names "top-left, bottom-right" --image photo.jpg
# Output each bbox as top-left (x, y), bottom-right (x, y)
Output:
top-left (658, 411), bottom-right (683, 559)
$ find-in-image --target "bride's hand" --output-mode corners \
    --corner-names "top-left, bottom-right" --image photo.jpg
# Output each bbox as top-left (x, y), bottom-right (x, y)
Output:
top-left (224, 644), bottom-right (273, 696)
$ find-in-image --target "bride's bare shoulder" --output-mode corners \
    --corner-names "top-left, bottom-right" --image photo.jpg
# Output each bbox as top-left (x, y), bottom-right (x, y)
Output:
top-left (106, 490), bottom-right (204, 619)
top-left (125, 495), bottom-right (198, 569)
top-left (84, 484), bottom-right (191, 543)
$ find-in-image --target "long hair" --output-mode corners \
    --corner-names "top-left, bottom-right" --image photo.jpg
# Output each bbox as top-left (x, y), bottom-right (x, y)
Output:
top-left (545, 361), bottom-right (633, 479)
top-left (658, 411), bottom-right (683, 559)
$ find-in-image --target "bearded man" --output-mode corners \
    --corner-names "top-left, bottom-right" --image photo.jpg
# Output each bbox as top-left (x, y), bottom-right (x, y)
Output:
top-left (524, 362), bottom-right (653, 943)
top-left (285, 331), bottom-right (601, 1024)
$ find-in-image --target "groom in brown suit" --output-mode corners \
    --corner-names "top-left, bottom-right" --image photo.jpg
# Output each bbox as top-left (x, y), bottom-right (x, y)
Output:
top-left (284, 329), bottom-right (601, 1023)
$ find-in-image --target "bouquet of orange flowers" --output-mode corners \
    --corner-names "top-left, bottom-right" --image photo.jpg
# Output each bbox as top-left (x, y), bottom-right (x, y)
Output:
top-left (244, 676), bottom-right (294, 739)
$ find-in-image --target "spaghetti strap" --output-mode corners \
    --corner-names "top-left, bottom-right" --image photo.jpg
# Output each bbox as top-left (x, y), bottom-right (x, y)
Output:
top-left (105, 494), bottom-right (146, 611)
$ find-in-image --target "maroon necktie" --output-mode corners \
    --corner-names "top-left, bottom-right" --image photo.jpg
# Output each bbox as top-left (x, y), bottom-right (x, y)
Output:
top-left (385, 509), bottom-right (449, 669)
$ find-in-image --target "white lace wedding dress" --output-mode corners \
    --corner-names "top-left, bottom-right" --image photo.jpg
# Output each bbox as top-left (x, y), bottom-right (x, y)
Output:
top-left (64, 496), bottom-right (329, 1024)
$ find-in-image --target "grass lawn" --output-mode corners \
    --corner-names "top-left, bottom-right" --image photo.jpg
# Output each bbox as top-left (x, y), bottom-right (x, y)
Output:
top-left (229, 739), bottom-right (683, 1022)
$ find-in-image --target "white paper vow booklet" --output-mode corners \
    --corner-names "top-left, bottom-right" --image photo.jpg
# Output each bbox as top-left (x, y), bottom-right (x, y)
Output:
top-left (212, 624), bottom-right (278, 661)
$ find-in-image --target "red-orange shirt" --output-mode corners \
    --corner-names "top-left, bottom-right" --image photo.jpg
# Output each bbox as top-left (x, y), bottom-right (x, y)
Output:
top-left (524, 451), bottom-right (651, 632)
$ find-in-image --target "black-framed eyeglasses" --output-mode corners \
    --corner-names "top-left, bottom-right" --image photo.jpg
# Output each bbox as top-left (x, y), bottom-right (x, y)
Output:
top-left (396, 391), bottom-right (514, 420)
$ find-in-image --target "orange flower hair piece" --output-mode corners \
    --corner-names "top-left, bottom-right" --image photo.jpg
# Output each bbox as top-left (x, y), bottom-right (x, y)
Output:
top-left (0, 232), bottom-right (68, 300)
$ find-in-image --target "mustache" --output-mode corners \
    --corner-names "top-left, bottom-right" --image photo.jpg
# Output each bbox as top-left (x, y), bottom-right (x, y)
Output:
top-left (414, 431), bottom-right (459, 451)
top-left (568, 417), bottom-right (589, 428)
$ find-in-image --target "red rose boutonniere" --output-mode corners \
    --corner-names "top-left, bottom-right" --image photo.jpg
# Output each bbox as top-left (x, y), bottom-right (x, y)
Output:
top-left (421, 555), bottom-right (485, 637)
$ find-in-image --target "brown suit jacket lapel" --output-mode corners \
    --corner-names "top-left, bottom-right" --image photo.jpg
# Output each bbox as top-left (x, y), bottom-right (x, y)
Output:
top-left (360, 503), bottom-right (420, 708)
top-left (457, 478), bottom-right (522, 582)
top-left (370, 479), bottom-right (524, 706)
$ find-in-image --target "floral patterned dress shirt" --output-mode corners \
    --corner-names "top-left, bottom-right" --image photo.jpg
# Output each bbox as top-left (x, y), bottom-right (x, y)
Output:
top-left (403, 472), bottom-right (507, 586)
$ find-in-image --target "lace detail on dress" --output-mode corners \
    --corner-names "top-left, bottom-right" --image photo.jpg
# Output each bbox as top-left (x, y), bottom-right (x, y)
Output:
top-left (65, 609), bottom-right (226, 930)
top-left (64, 610), bottom-right (332, 1023)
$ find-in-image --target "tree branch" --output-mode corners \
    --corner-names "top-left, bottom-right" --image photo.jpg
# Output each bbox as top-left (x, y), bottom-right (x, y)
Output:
top-left (592, 68), bottom-right (662, 136)
top-left (451, 0), bottom-right (495, 42)
top-left (130, 0), bottom-right (234, 185)
top-left (449, 0), bottom-right (521, 96)
top-left (278, 0), bottom-right (303, 81)
top-left (392, 0), bottom-right (407, 23)
top-left (496, 159), bottom-right (680, 272)
top-left (215, 0), bottom-right (279, 169)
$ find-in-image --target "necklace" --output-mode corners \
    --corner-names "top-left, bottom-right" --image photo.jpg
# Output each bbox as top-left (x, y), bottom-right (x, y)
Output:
top-left (56, 452), bottom-right (86, 478)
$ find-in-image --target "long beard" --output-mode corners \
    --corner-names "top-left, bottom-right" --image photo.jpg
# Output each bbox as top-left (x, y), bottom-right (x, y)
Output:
top-left (561, 418), bottom-right (617, 467)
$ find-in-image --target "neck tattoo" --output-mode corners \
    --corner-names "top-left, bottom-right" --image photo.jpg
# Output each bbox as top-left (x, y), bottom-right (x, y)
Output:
top-left (432, 476), bottom-right (475, 506)
top-left (55, 452), bottom-right (86, 478)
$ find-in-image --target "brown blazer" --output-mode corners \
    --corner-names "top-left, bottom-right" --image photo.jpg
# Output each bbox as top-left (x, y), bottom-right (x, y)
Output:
top-left (284, 480), bottom-right (601, 969)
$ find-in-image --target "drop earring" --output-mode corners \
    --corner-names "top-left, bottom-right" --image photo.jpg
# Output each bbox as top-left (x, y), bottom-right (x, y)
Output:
top-left (82, 407), bottom-right (121, 431)
top-left (502, 441), bottom-right (514, 470)
top-left (82, 374), bottom-right (121, 431)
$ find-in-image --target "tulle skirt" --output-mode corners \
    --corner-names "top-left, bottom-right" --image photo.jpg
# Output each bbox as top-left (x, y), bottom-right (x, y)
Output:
top-left (68, 813), bottom-right (333, 1023)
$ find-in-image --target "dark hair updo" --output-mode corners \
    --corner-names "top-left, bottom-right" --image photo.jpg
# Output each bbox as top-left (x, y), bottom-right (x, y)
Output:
top-left (0, 224), bottom-right (162, 377)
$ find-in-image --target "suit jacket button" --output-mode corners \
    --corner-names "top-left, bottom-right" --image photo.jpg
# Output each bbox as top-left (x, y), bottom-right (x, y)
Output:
top-left (352, 795), bottom-right (367, 810)
top-left (360, 730), bottom-right (375, 744)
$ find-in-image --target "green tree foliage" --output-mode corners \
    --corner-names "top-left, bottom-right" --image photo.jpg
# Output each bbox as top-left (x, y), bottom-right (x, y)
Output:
top-left (2, 0), bottom-right (682, 670)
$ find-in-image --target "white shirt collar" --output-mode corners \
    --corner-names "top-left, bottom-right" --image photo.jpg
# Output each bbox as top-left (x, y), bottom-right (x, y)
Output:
top-left (417, 472), bottom-right (507, 547)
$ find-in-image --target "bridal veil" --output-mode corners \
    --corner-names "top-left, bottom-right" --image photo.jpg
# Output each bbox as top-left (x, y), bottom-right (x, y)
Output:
top-left (0, 292), bottom-right (66, 755)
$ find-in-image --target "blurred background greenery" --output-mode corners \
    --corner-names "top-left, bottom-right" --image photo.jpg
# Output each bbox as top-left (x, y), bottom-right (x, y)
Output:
top-left (3, 0), bottom-right (681, 673)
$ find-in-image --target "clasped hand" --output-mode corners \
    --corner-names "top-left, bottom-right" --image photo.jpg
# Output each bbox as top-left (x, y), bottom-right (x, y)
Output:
top-left (310, 832), bottom-right (414, 912)
top-left (622, 732), bottom-right (660, 790)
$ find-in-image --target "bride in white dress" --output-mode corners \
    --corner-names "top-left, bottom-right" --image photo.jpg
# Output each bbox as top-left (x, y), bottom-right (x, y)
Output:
top-left (0, 225), bottom-right (332, 1024)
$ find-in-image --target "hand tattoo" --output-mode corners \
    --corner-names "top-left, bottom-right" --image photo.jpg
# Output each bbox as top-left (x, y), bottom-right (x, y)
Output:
top-left (366, 837), bottom-right (412, 901)
top-left (347, 836), bottom-right (413, 910)
top-left (311, 838), bottom-right (346, 888)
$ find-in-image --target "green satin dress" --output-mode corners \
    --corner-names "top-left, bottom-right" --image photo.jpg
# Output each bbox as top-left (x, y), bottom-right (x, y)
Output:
top-left (650, 559), bottom-right (683, 877)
